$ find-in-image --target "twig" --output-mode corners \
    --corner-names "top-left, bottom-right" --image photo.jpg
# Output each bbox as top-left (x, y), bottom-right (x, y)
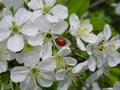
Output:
top-left (78, 76), bottom-right (92, 90)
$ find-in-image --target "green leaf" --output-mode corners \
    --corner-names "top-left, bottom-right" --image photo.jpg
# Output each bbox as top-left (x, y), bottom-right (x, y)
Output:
top-left (90, 17), bottom-right (106, 31)
top-left (68, 0), bottom-right (90, 16)
top-left (58, 0), bottom-right (66, 5)
top-left (77, 0), bottom-right (90, 16)
top-left (90, 17), bottom-right (118, 35)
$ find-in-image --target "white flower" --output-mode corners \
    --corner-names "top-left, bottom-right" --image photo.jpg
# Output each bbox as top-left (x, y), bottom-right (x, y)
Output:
top-left (69, 14), bottom-right (97, 51)
top-left (0, 8), bottom-right (38, 52)
top-left (28, 16), bottom-right (68, 46)
top-left (27, 0), bottom-right (68, 22)
top-left (40, 46), bottom-right (77, 90)
top-left (86, 24), bottom-right (120, 71)
top-left (52, 47), bottom-right (77, 90)
top-left (10, 51), bottom-right (56, 89)
top-left (55, 47), bottom-right (77, 70)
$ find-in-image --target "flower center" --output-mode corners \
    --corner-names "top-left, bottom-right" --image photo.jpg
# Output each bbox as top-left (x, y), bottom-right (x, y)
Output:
top-left (11, 22), bottom-right (21, 34)
top-left (30, 67), bottom-right (43, 78)
top-left (77, 28), bottom-right (89, 37)
top-left (56, 56), bottom-right (67, 70)
top-left (23, 42), bottom-right (34, 53)
top-left (92, 42), bottom-right (106, 55)
top-left (43, 5), bottom-right (51, 15)
top-left (44, 32), bottom-right (53, 42)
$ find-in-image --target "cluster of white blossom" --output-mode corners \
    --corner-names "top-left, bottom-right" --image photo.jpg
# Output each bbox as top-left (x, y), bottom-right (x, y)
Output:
top-left (0, 0), bottom-right (120, 90)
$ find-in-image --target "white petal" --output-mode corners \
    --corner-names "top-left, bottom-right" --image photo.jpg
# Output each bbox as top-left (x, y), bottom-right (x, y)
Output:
top-left (69, 14), bottom-right (80, 27)
top-left (114, 40), bottom-right (120, 50)
top-left (34, 16), bottom-right (50, 33)
top-left (81, 33), bottom-right (97, 43)
top-left (0, 15), bottom-right (14, 28)
top-left (51, 20), bottom-right (68, 35)
top-left (58, 76), bottom-right (70, 90)
top-left (15, 8), bottom-right (32, 26)
top-left (76, 37), bottom-right (86, 51)
top-left (86, 44), bottom-right (93, 55)
top-left (2, 8), bottom-right (12, 16)
top-left (37, 78), bottom-right (53, 87)
top-left (81, 19), bottom-right (93, 32)
top-left (58, 47), bottom-right (71, 56)
top-left (97, 56), bottom-right (106, 68)
top-left (107, 51), bottom-right (120, 67)
top-left (96, 33), bottom-right (103, 44)
top-left (7, 35), bottom-right (24, 52)
top-left (109, 35), bottom-right (120, 49)
top-left (2, 0), bottom-right (24, 11)
top-left (41, 72), bottom-right (55, 80)
top-left (23, 51), bottom-right (40, 67)
top-left (46, 14), bottom-right (59, 23)
top-left (103, 88), bottom-right (113, 90)
top-left (34, 86), bottom-right (42, 90)
top-left (55, 70), bottom-right (67, 80)
top-left (30, 10), bottom-right (42, 22)
top-left (103, 24), bottom-right (111, 42)
top-left (51, 4), bottom-right (68, 20)
top-left (44, 0), bottom-right (56, 6)
top-left (0, 60), bottom-right (7, 73)
top-left (2, 49), bottom-right (15, 60)
top-left (20, 76), bottom-right (40, 90)
top-left (15, 52), bottom-right (24, 64)
top-left (88, 55), bottom-right (96, 72)
top-left (27, 0), bottom-right (44, 10)
top-left (38, 46), bottom-right (44, 58)
top-left (10, 66), bottom-right (29, 82)
top-left (69, 14), bottom-right (80, 36)
top-left (63, 57), bottom-right (77, 66)
top-left (86, 68), bottom-right (104, 84)
top-left (28, 34), bottom-right (44, 46)
top-left (110, 34), bottom-right (119, 42)
top-left (39, 58), bottom-right (56, 71)
top-left (21, 22), bottom-right (38, 36)
top-left (41, 42), bottom-right (52, 59)
top-left (0, 27), bottom-right (11, 42)
top-left (72, 61), bottom-right (88, 73)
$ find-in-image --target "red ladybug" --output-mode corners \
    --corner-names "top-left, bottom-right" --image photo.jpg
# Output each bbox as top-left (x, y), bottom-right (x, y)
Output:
top-left (55, 37), bottom-right (67, 46)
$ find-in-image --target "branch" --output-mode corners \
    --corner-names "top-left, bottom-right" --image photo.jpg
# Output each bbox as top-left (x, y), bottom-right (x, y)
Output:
top-left (89, 0), bottom-right (106, 9)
